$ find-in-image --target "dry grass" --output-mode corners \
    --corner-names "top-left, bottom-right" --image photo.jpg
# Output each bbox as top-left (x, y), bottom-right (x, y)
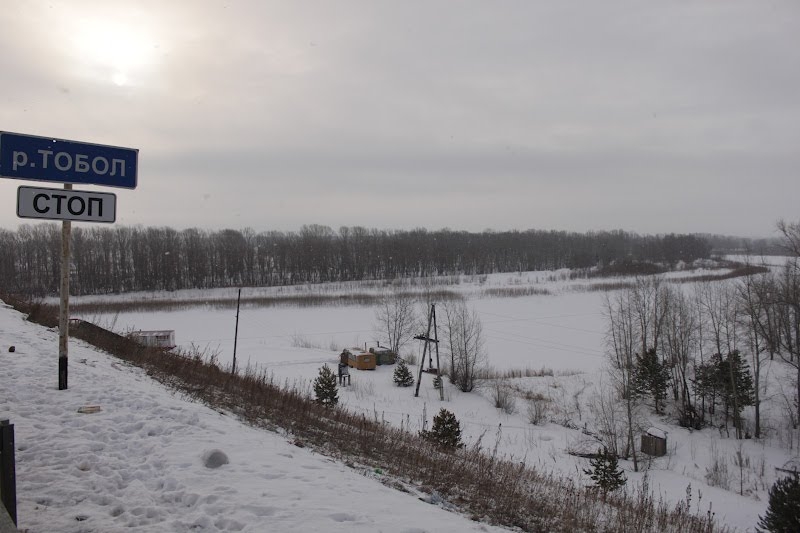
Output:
top-left (570, 264), bottom-right (770, 294)
top-left (668, 264), bottom-right (769, 284)
top-left (68, 290), bottom-right (464, 314)
top-left (572, 281), bottom-right (639, 293)
top-left (64, 263), bottom-right (769, 315)
top-left (481, 287), bottom-right (552, 298)
top-left (3, 292), bottom-right (730, 533)
top-left (479, 365), bottom-right (556, 379)
top-left (489, 380), bottom-right (517, 415)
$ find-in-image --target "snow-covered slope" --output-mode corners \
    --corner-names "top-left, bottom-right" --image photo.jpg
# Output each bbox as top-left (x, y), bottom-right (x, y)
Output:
top-left (0, 301), bottom-right (505, 533)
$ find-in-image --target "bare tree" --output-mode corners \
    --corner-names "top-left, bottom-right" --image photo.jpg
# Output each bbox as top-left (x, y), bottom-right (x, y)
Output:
top-left (773, 262), bottom-right (800, 427)
top-left (662, 286), bottom-right (700, 428)
top-left (696, 280), bottom-right (740, 357)
top-left (756, 221), bottom-right (800, 429)
top-left (603, 290), bottom-right (639, 472)
top-left (630, 276), bottom-right (668, 357)
top-left (696, 280), bottom-right (750, 437)
top-left (589, 375), bottom-right (629, 457)
top-left (374, 291), bottom-right (418, 355)
top-left (443, 301), bottom-right (486, 392)
top-left (777, 219), bottom-right (800, 258)
top-left (737, 270), bottom-right (774, 438)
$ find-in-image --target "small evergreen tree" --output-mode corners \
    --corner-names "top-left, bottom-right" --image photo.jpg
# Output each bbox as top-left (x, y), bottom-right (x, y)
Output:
top-left (393, 359), bottom-right (415, 387)
top-left (421, 408), bottom-right (462, 448)
top-left (694, 351), bottom-right (755, 433)
top-left (719, 351), bottom-right (755, 419)
top-left (583, 447), bottom-right (627, 497)
top-left (693, 359), bottom-right (718, 425)
top-left (634, 348), bottom-right (670, 414)
top-left (313, 364), bottom-right (338, 407)
top-left (758, 474), bottom-right (800, 532)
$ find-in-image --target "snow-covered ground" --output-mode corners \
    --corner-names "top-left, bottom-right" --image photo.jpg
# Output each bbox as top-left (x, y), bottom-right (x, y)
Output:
top-left (78, 289), bottom-right (607, 376)
top-left (0, 301), bottom-right (507, 533)
top-left (13, 264), bottom-right (800, 532)
top-left (68, 265), bottom-right (755, 374)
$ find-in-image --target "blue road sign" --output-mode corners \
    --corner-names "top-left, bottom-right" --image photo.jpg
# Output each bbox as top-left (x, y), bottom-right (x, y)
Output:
top-left (0, 131), bottom-right (138, 189)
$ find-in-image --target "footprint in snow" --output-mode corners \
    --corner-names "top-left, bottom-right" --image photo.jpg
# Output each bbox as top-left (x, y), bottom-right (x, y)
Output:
top-left (242, 505), bottom-right (277, 517)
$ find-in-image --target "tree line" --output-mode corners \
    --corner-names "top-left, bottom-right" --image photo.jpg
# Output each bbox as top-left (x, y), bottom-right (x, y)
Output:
top-left (0, 223), bottom-right (714, 296)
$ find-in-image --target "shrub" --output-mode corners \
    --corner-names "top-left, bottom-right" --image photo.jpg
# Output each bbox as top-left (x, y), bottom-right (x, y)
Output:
top-left (527, 397), bottom-right (549, 425)
top-left (313, 364), bottom-right (338, 407)
top-left (490, 380), bottom-right (516, 414)
top-left (421, 408), bottom-right (463, 449)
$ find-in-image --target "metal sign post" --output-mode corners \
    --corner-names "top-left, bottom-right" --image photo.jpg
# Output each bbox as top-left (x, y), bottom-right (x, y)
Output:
top-left (58, 185), bottom-right (71, 390)
top-left (0, 131), bottom-right (137, 390)
top-left (232, 288), bottom-right (241, 374)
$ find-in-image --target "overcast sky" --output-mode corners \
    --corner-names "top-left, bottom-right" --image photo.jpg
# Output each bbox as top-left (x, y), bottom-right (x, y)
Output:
top-left (1, 1), bottom-right (798, 237)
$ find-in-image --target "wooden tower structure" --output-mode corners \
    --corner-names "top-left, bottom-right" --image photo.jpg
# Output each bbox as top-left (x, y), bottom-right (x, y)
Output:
top-left (414, 303), bottom-right (443, 400)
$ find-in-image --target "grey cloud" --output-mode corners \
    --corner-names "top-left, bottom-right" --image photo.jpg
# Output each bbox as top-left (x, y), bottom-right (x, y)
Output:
top-left (1, 1), bottom-right (798, 237)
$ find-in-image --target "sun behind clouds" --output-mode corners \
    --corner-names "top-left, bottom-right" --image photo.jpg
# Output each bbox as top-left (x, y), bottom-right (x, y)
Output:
top-left (69, 16), bottom-right (158, 87)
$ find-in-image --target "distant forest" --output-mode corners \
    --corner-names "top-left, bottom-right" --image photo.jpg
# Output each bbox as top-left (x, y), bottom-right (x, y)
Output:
top-left (0, 223), bottom-right (771, 297)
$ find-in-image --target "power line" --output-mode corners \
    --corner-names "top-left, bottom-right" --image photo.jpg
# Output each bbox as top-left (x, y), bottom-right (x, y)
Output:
top-left (479, 309), bottom-right (605, 334)
top-left (480, 309), bottom-right (602, 321)
top-left (482, 330), bottom-right (605, 358)
top-left (190, 327), bottom-right (374, 344)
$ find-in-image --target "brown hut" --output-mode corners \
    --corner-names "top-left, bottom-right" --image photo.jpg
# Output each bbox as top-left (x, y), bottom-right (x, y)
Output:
top-left (344, 348), bottom-right (376, 370)
top-left (641, 427), bottom-right (667, 457)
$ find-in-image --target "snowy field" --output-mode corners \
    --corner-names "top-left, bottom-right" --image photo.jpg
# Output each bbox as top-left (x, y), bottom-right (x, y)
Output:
top-left (1, 301), bottom-right (507, 533)
top-left (15, 262), bottom-right (799, 531)
top-left (68, 265), bottom-right (756, 373)
top-left (79, 289), bottom-right (607, 376)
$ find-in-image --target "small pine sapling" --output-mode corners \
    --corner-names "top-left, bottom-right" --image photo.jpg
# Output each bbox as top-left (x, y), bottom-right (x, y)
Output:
top-left (313, 364), bottom-right (339, 407)
top-left (634, 348), bottom-right (670, 414)
top-left (583, 447), bottom-right (627, 498)
top-left (757, 473), bottom-right (800, 532)
top-left (421, 408), bottom-right (463, 449)
top-left (393, 359), bottom-right (415, 387)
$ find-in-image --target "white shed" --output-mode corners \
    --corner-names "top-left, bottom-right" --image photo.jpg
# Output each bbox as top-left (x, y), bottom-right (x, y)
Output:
top-left (131, 330), bottom-right (175, 349)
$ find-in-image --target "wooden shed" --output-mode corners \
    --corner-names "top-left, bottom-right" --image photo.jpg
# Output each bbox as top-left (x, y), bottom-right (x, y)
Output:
top-left (345, 348), bottom-right (376, 371)
top-left (369, 346), bottom-right (397, 366)
top-left (641, 427), bottom-right (667, 457)
top-left (131, 330), bottom-right (176, 350)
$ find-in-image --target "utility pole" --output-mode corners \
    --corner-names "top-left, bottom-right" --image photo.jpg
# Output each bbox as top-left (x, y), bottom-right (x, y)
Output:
top-left (232, 288), bottom-right (241, 374)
